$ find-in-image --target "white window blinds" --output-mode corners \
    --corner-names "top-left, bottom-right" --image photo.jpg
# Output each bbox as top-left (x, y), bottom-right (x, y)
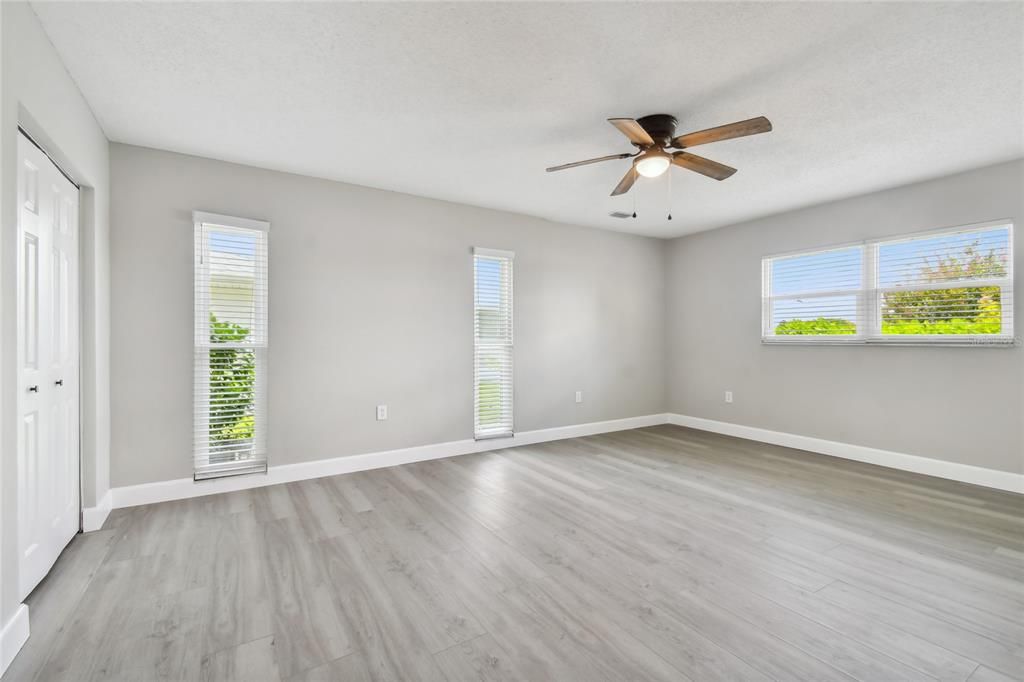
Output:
top-left (474, 248), bottom-right (514, 438)
top-left (193, 212), bottom-right (269, 480)
top-left (762, 221), bottom-right (1014, 345)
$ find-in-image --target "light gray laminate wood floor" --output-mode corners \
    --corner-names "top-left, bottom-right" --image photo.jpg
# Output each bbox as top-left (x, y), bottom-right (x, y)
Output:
top-left (5, 425), bottom-right (1023, 681)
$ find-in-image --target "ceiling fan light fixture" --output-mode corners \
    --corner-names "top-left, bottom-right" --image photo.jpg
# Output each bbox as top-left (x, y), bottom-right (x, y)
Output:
top-left (547, 113), bottom-right (770, 196)
top-left (635, 151), bottom-right (671, 178)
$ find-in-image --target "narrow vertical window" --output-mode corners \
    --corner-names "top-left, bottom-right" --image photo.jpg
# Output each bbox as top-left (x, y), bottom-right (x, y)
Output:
top-left (193, 212), bottom-right (269, 479)
top-left (474, 248), bottom-right (514, 439)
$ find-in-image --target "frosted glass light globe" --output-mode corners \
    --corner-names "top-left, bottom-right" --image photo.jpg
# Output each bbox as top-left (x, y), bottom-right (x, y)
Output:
top-left (635, 153), bottom-right (671, 178)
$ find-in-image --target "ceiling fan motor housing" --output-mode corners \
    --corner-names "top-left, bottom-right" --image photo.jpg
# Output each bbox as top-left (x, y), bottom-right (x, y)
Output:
top-left (635, 114), bottom-right (678, 147)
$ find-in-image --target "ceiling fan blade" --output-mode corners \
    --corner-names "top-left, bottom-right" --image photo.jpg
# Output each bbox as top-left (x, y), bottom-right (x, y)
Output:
top-left (610, 165), bottom-right (638, 196)
top-left (608, 118), bottom-right (655, 147)
top-left (546, 153), bottom-right (632, 173)
top-left (672, 152), bottom-right (737, 180)
top-left (671, 116), bottom-right (772, 149)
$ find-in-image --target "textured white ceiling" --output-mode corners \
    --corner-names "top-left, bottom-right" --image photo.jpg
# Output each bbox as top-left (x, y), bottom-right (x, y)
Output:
top-left (31, 2), bottom-right (1024, 238)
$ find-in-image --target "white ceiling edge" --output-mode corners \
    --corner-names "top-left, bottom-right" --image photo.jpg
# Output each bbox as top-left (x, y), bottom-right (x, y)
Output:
top-left (663, 155), bottom-right (1024, 241)
top-left (655, 153), bottom-right (1024, 238)
top-left (109, 139), bottom-right (675, 242)
top-left (31, 1), bottom-right (1024, 239)
top-left (113, 139), bottom-right (1024, 244)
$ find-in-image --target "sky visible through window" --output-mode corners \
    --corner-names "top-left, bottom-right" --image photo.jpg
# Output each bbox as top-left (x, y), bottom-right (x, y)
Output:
top-left (210, 229), bottom-right (257, 257)
top-left (209, 229), bottom-right (258, 330)
top-left (770, 227), bottom-right (1010, 327)
top-left (877, 228), bottom-right (1008, 286)
top-left (771, 246), bottom-right (860, 326)
top-left (475, 257), bottom-right (503, 308)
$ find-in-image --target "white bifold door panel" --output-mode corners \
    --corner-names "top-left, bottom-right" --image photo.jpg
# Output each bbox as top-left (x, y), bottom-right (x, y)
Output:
top-left (17, 132), bottom-right (80, 600)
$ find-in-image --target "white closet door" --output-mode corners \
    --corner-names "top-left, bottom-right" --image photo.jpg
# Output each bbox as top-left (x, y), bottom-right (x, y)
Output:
top-left (17, 132), bottom-right (80, 600)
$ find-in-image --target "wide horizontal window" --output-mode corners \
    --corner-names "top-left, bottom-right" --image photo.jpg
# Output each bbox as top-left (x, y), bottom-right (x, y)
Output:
top-left (762, 222), bottom-right (1014, 345)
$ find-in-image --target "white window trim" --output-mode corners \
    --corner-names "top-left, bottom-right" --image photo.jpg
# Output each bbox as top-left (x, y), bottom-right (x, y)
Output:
top-left (193, 210), bottom-right (269, 233)
top-left (193, 212), bottom-right (270, 480)
top-left (762, 219), bottom-right (1015, 347)
top-left (473, 246), bottom-right (515, 260)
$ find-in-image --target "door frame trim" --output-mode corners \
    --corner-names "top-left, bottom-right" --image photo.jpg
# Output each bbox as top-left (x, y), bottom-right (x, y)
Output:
top-left (16, 126), bottom-right (79, 189)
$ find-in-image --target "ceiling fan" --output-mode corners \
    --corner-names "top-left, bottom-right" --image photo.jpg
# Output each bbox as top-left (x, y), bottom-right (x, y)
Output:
top-left (546, 114), bottom-right (772, 196)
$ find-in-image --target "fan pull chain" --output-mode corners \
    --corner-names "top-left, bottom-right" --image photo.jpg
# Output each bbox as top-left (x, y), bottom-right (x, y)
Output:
top-left (666, 166), bottom-right (673, 221)
top-left (632, 191), bottom-right (637, 219)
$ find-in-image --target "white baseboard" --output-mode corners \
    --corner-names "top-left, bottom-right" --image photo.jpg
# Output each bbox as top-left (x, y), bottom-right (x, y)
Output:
top-left (107, 411), bottom-right (1021, 508)
top-left (1, 604), bottom-right (29, 677)
top-left (667, 414), bottom-right (1023, 494)
top-left (82, 489), bottom-right (112, 532)
top-left (111, 413), bottom-right (669, 509)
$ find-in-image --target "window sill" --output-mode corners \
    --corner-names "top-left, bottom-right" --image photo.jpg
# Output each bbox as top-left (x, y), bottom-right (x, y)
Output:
top-left (761, 337), bottom-right (1018, 348)
top-left (475, 431), bottom-right (514, 441)
top-left (194, 459), bottom-right (268, 481)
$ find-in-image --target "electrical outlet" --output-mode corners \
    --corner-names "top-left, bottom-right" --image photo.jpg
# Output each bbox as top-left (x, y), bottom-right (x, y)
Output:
top-left (376, 404), bottom-right (388, 421)
top-left (724, 391), bottom-right (733, 404)
top-left (575, 391), bottom-right (583, 404)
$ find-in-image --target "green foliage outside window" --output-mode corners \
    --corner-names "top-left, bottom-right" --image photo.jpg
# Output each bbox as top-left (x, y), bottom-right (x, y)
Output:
top-left (775, 318), bottom-right (856, 335)
top-left (209, 314), bottom-right (255, 458)
top-left (477, 380), bottom-right (501, 426)
top-left (880, 288), bottom-right (1001, 335)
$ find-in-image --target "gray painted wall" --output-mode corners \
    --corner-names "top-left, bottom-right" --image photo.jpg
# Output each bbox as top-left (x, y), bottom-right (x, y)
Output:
top-left (1, 2), bottom-right (110, 629)
top-left (666, 159), bottom-right (1023, 475)
top-left (110, 143), bottom-right (667, 488)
